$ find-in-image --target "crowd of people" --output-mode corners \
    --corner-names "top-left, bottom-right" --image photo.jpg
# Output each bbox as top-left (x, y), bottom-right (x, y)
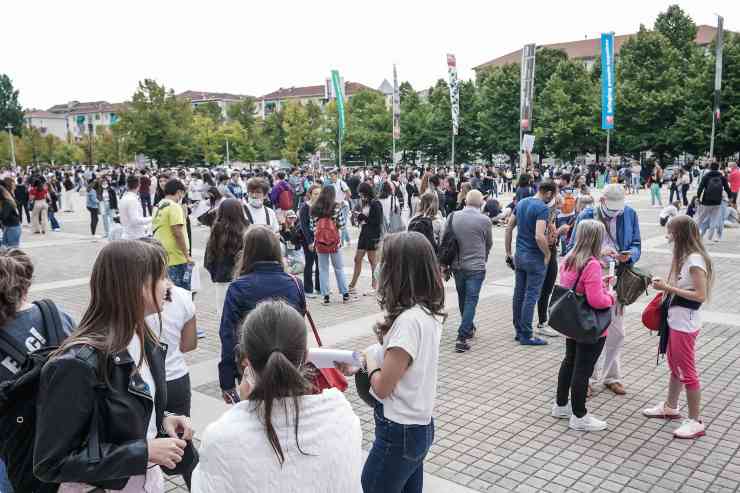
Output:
top-left (0, 155), bottom-right (733, 492)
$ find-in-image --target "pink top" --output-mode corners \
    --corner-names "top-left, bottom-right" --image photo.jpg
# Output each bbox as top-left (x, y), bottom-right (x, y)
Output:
top-left (728, 168), bottom-right (740, 193)
top-left (558, 257), bottom-right (615, 310)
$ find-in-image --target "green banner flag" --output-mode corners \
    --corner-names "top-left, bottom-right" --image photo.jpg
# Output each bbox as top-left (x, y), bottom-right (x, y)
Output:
top-left (331, 70), bottom-right (346, 139)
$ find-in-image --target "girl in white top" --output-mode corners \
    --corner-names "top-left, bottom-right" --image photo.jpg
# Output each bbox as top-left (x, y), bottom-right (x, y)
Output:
top-left (341, 231), bottom-right (445, 493)
top-left (644, 215), bottom-right (714, 439)
top-left (192, 300), bottom-right (362, 493)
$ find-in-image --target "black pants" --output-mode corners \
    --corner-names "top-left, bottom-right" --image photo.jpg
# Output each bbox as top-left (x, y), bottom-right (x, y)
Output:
top-left (18, 201), bottom-right (31, 223)
top-left (141, 193), bottom-right (152, 217)
top-left (303, 246), bottom-right (320, 294)
top-left (681, 184), bottom-right (690, 206)
top-left (669, 184), bottom-right (678, 203)
top-left (537, 248), bottom-right (559, 325)
top-left (88, 207), bottom-right (99, 235)
top-left (556, 337), bottom-right (606, 418)
top-left (166, 374), bottom-right (192, 489)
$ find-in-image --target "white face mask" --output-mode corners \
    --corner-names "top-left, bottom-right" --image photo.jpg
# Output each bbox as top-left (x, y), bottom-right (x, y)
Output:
top-left (248, 197), bottom-right (263, 208)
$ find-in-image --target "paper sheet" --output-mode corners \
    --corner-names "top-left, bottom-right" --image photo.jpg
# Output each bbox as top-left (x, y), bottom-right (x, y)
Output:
top-left (307, 348), bottom-right (363, 369)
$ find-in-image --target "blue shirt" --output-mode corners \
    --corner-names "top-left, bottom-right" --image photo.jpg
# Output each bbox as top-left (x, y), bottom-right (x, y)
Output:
top-left (514, 196), bottom-right (549, 260)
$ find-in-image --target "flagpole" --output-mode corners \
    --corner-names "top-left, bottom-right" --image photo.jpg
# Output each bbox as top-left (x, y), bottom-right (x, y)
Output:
top-left (606, 129), bottom-right (611, 163)
top-left (451, 132), bottom-right (456, 170)
top-left (709, 112), bottom-right (716, 160)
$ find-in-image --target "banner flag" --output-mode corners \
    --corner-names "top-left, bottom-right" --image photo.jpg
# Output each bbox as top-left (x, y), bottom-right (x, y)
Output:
top-left (393, 64), bottom-right (401, 140)
top-left (447, 54), bottom-right (460, 136)
top-left (714, 16), bottom-right (724, 122)
top-left (601, 32), bottom-right (616, 129)
top-left (331, 70), bottom-right (346, 139)
top-left (519, 44), bottom-right (536, 131)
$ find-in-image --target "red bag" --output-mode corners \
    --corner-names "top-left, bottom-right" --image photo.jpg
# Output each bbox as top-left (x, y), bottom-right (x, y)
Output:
top-left (642, 292), bottom-right (663, 331)
top-left (278, 188), bottom-right (293, 211)
top-left (314, 217), bottom-right (340, 254)
top-left (305, 310), bottom-right (348, 393)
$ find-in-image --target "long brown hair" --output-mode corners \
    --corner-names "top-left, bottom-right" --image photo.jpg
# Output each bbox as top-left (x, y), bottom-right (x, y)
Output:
top-left (564, 220), bottom-right (605, 273)
top-left (239, 299), bottom-right (312, 466)
top-left (236, 225), bottom-right (283, 277)
top-left (205, 198), bottom-right (249, 261)
top-left (666, 215), bottom-right (714, 299)
top-left (374, 232), bottom-right (446, 342)
top-left (58, 240), bottom-right (166, 370)
top-left (0, 248), bottom-right (34, 328)
top-left (0, 183), bottom-right (16, 209)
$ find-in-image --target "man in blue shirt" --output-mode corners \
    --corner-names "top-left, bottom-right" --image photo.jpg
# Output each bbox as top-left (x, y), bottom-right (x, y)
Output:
top-left (505, 180), bottom-right (558, 345)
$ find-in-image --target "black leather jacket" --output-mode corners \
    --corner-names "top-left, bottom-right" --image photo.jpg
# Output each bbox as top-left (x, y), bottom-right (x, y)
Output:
top-left (34, 339), bottom-right (167, 490)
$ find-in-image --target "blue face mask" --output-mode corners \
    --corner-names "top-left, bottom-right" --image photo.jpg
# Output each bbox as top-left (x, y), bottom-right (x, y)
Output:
top-left (601, 204), bottom-right (622, 218)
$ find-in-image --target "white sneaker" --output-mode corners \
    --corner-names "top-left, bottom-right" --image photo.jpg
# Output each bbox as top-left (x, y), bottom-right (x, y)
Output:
top-left (674, 419), bottom-right (705, 439)
top-left (551, 402), bottom-right (572, 419)
top-left (305, 292), bottom-right (319, 299)
top-left (538, 324), bottom-right (560, 337)
top-left (569, 413), bottom-right (607, 431)
top-left (642, 402), bottom-right (681, 420)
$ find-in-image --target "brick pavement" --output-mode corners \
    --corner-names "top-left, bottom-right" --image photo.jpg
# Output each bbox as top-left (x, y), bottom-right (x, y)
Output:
top-left (16, 187), bottom-right (740, 492)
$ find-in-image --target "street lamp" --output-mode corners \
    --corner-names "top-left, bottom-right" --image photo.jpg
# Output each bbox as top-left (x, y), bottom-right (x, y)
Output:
top-left (5, 123), bottom-right (16, 167)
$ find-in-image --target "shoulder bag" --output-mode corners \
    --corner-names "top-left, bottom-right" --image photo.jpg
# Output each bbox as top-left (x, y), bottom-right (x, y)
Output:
top-left (548, 266), bottom-right (612, 344)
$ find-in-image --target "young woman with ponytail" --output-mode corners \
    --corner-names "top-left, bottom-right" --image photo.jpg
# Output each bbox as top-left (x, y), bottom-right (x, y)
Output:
top-left (193, 299), bottom-right (362, 492)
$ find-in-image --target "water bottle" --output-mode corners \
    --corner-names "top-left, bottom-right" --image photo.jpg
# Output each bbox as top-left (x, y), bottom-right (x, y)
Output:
top-left (182, 263), bottom-right (194, 288)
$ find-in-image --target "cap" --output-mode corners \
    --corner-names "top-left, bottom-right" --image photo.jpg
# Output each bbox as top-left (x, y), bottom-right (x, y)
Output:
top-left (602, 184), bottom-right (625, 211)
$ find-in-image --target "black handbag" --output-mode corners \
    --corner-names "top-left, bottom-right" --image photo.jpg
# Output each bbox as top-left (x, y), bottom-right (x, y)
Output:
top-left (548, 266), bottom-right (612, 343)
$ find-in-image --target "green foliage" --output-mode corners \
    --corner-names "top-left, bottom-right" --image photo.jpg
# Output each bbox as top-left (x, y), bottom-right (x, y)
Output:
top-left (53, 142), bottom-right (84, 165)
top-left (398, 82), bottom-right (430, 164)
top-left (654, 5), bottom-right (698, 59)
top-left (227, 98), bottom-right (257, 134)
top-left (118, 79), bottom-right (194, 165)
top-left (714, 33), bottom-right (740, 159)
top-left (192, 114), bottom-right (222, 165)
top-left (281, 101), bottom-right (312, 165)
top-left (194, 101), bottom-right (224, 124)
top-left (346, 90), bottom-right (392, 165)
top-left (477, 64), bottom-right (520, 161)
top-left (0, 74), bottom-right (23, 136)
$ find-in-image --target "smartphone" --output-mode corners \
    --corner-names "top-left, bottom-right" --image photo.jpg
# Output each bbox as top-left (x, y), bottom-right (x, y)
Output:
top-left (619, 250), bottom-right (631, 256)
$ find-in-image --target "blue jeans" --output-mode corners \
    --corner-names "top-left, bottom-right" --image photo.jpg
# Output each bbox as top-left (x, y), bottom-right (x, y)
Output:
top-left (513, 253), bottom-right (547, 340)
top-left (48, 210), bottom-right (60, 230)
top-left (453, 269), bottom-right (485, 340)
top-left (0, 460), bottom-right (12, 493)
top-left (2, 225), bottom-right (21, 247)
top-left (168, 263), bottom-right (192, 291)
top-left (317, 251), bottom-right (348, 297)
top-left (101, 203), bottom-right (114, 237)
top-left (362, 405), bottom-right (434, 493)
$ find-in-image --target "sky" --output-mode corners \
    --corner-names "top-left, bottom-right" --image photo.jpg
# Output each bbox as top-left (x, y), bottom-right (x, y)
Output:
top-left (5, 0), bottom-right (739, 110)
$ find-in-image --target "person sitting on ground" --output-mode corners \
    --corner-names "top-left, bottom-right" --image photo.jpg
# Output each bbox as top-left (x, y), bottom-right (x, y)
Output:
top-left (659, 200), bottom-right (682, 227)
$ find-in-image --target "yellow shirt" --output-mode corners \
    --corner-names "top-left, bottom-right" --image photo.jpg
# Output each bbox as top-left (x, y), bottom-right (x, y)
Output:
top-left (153, 199), bottom-right (188, 266)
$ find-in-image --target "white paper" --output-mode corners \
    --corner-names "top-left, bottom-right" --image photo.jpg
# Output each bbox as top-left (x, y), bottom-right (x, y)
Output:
top-left (307, 348), bottom-right (363, 369)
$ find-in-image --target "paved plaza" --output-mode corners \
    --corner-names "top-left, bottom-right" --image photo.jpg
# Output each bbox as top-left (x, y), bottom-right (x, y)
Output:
top-left (21, 187), bottom-right (740, 493)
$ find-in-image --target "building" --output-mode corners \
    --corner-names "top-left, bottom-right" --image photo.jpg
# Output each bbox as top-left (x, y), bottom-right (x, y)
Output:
top-left (378, 79), bottom-right (393, 108)
top-left (176, 90), bottom-right (252, 119)
top-left (257, 81), bottom-right (376, 118)
top-left (23, 110), bottom-right (68, 140)
top-left (473, 24), bottom-right (723, 73)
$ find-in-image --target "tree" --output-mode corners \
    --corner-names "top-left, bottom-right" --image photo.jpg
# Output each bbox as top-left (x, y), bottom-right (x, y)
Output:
top-left (615, 26), bottom-right (685, 162)
top-left (536, 60), bottom-right (600, 160)
top-left (532, 48), bottom-right (569, 158)
top-left (0, 74), bottom-right (23, 136)
top-left (398, 82), bottom-right (430, 164)
top-left (192, 114), bottom-right (221, 165)
top-left (260, 110), bottom-right (286, 161)
top-left (227, 98), bottom-right (258, 134)
top-left (218, 121), bottom-right (256, 164)
top-left (281, 101), bottom-right (311, 165)
top-left (194, 101), bottom-right (224, 124)
top-left (714, 33), bottom-right (740, 159)
top-left (53, 142), bottom-right (84, 165)
top-left (654, 5), bottom-right (698, 60)
top-left (117, 79), bottom-right (194, 165)
top-left (346, 90), bottom-right (392, 165)
top-left (425, 80), bottom-right (455, 163)
top-left (94, 125), bottom-right (127, 165)
top-left (477, 64), bottom-right (520, 162)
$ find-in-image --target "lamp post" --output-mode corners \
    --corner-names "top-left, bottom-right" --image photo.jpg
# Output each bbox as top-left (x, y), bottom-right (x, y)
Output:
top-left (5, 124), bottom-right (17, 167)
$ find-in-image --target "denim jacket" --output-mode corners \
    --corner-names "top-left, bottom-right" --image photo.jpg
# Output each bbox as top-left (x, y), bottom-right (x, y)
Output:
top-left (86, 189), bottom-right (99, 209)
top-left (218, 262), bottom-right (305, 390)
top-left (566, 206), bottom-right (642, 265)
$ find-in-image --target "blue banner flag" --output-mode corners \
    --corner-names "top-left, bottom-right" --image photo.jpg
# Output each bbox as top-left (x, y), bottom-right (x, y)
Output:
top-left (601, 33), bottom-right (615, 130)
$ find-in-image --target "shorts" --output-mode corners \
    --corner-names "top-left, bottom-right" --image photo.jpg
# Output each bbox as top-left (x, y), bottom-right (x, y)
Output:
top-left (357, 235), bottom-right (380, 251)
top-left (667, 329), bottom-right (700, 391)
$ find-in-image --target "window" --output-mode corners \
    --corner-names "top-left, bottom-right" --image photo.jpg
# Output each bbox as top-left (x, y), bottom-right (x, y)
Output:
top-left (95, 113), bottom-right (101, 120)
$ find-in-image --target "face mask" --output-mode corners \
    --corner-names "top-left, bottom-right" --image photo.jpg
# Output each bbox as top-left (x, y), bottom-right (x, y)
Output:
top-left (248, 197), bottom-right (263, 208)
top-left (102, 184), bottom-right (108, 189)
top-left (600, 204), bottom-right (621, 218)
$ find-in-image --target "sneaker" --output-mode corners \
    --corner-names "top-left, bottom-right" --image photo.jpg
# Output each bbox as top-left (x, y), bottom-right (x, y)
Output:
top-left (322, 296), bottom-right (331, 305)
top-left (363, 289), bottom-right (376, 297)
top-left (538, 324), bottom-right (560, 337)
top-left (305, 292), bottom-right (319, 299)
top-left (569, 413), bottom-right (607, 431)
top-left (643, 402), bottom-right (681, 420)
top-left (674, 418), bottom-right (705, 439)
top-left (551, 402), bottom-right (572, 419)
top-left (196, 328), bottom-right (206, 339)
top-left (712, 238), bottom-right (720, 243)
top-left (454, 338), bottom-right (471, 353)
top-left (520, 337), bottom-right (548, 346)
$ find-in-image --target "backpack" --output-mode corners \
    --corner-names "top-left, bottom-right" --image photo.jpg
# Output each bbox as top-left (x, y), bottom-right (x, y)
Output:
top-left (561, 190), bottom-right (576, 215)
top-left (614, 264), bottom-right (653, 306)
top-left (278, 188), bottom-right (294, 211)
top-left (386, 196), bottom-right (405, 234)
top-left (0, 300), bottom-right (67, 493)
top-left (315, 217), bottom-right (340, 254)
top-left (438, 212), bottom-right (460, 267)
top-left (243, 204), bottom-right (271, 226)
top-left (703, 175), bottom-right (724, 203)
top-left (408, 216), bottom-right (437, 252)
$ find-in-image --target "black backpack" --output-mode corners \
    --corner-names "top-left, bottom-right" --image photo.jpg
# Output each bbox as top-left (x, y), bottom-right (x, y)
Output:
top-left (408, 216), bottom-right (437, 252)
top-left (703, 175), bottom-right (724, 203)
top-left (0, 300), bottom-right (67, 493)
top-left (438, 212), bottom-right (460, 267)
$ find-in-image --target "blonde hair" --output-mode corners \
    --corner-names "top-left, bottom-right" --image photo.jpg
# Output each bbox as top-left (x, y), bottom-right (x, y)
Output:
top-left (564, 220), bottom-right (605, 273)
top-left (417, 192), bottom-right (439, 218)
top-left (666, 215), bottom-right (714, 300)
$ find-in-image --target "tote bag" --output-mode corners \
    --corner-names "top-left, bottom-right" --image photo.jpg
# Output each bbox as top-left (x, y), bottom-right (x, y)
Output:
top-left (548, 266), bottom-right (612, 344)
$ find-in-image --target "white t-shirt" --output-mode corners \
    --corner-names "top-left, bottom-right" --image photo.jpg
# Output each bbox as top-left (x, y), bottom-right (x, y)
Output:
top-left (127, 335), bottom-right (158, 440)
top-left (145, 286), bottom-right (195, 381)
top-left (333, 180), bottom-right (349, 203)
top-left (244, 203), bottom-right (279, 233)
top-left (372, 305), bottom-right (442, 425)
top-left (667, 253), bottom-right (707, 333)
